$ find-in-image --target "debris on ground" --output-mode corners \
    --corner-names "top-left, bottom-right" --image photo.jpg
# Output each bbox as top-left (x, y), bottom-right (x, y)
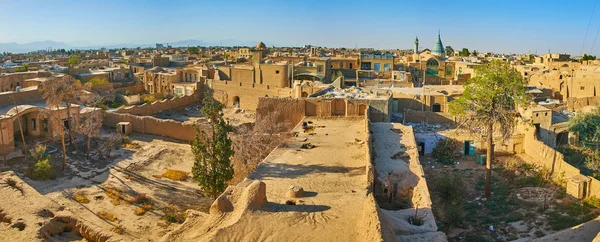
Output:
top-left (288, 185), bottom-right (304, 198)
top-left (300, 143), bottom-right (316, 149)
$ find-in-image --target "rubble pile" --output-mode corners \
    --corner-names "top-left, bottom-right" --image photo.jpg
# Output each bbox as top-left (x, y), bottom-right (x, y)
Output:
top-left (405, 122), bottom-right (451, 133)
top-left (319, 86), bottom-right (379, 99)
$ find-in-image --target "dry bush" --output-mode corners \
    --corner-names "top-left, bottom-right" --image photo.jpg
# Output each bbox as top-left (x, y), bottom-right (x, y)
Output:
top-left (104, 187), bottom-right (124, 206)
top-left (161, 169), bottom-right (189, 181)
top-left (131, 193), bottom-right (151, 204)
top-left (110, 226), bottom-right (124, 235)
top-left (96, 211), bottom-right (117, 222)
top-left (230, 111), bottom-right (291, 184)
top-left (74, 192), bottom-right (90, 204)
top-left (2, 178), bottom-right (24, 195)
top-left (36, 209), bottom-right (54, 218)
top-left (134, 203), bottom-right (153, 216)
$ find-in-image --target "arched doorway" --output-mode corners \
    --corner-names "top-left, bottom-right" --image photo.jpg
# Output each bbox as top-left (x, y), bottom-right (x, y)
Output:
top-left (426, 59), bottom-right (439, 76)
top-left (301, 92), bottom-right (308, 98)
top-left (233, 96), bottom-right (240, 108)
top-left (445, 64), bottom-right (453, 78)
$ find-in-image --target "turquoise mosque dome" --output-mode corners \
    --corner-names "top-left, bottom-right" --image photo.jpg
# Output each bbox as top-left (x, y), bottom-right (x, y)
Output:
top-left (431, 31), bottom-right (445, 58)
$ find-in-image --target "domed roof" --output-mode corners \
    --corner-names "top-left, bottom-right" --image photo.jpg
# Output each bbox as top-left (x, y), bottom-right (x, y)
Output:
top-left (431, 32), bottom-right (445, 58)
top-left (256, 42), bottom-right (266, 49)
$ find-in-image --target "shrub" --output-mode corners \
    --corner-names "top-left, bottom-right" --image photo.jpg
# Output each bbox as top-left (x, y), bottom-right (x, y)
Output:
top-left (30, 144), bottom-right (50, 163)
top-left (131, 193), bottom-right (151, 204)
top-left (431, 139), bottom-right (459, 165)
top-left (436, 173), bottom-right (465, 201)
top-left (134, 208), bottom-right (146, 216)
top-left (142, 95), bottom-right (155, 104)
top-left (104, 187), bottom-right (124, 206)
top-left (96, 211), bottom-right (117, 222)
top-left (161, 169), bottom-right (189, 181)
top-left (111, 226), bottom-right (124, 234)
top-left (87, 77), bottom-right (109, 86)
top-left (74, 193), bottom-right (90, 204)
top-left (32, 159), bottom-right (55, 180)
top-left (134, 203), bottom-right (153, 216)
top-left (583, 196), bottom-right (600, 208)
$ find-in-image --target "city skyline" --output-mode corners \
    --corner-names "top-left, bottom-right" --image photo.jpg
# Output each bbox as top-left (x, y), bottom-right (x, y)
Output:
top-left (1, 0), bottom-right (599, 55)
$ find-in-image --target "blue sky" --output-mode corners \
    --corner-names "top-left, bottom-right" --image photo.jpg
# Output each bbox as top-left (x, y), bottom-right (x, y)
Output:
top-left (0, 0), bottom-right (598, 55)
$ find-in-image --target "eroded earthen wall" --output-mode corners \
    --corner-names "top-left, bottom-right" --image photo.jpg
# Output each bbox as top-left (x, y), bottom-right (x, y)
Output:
top-left (114, 91), bottom-right (202, 116)
top-left (103, 112), bottom-right (209, 142)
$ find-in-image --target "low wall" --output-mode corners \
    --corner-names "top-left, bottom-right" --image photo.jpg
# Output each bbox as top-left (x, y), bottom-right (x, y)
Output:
top-left (103, 112), bottom-right (208, 142)
top-left (404, 110), bottom-right (456, 124)
top-left (0, 88), bottom-right (44, 107)
top-left (522, 127), bottom-right (600, 198)
top-left (114, 91), bottom-right (202, 116)
top-left (255, 97), bottom-right (375, 130)
top-left (567, 97), bottom-right (600, 110)
top-left (115, 84), bottom-right (144, 94)
top-left (255, 97), bottom-right (306, 131)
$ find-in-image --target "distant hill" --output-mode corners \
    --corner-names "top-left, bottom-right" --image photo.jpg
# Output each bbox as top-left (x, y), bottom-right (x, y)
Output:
top-left (0, 39), bottom-right (264, 53)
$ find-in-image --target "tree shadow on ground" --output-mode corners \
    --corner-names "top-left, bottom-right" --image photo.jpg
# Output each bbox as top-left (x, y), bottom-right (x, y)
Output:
top-left (247, 163), bottom-right (365, 180)
top-left (260, 201), bottom-right (331, 213)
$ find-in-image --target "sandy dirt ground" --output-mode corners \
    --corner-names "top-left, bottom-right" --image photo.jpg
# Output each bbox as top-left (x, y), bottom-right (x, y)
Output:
top-left (0, 171), bottom-right (67, 241)
top-left (0, 132), bottom-right (212, 241)
top-left (163, 117), bottom-right (384, 242)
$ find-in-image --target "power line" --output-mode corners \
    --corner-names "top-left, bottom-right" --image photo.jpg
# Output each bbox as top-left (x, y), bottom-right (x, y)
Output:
top-left (592, 20), bottom-right (600, 54)
top-left (581, 0), bottom-right (598, 55)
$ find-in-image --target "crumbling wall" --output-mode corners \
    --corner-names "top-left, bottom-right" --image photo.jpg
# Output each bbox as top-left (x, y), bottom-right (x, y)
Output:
top-left (115, 84), bottom-right (144, 94)
top-left (567, 97), bottom-right (600, 110)
top-left (0, 72), bottom-right (42, 92)
top-left (103, 112), bottom-right (208, 141)
top-left (211, 80), bottom-right (293, 110)
top-left (404, 110), bottom-right (455, 124)
top-left (0, 88), bottom-right (44, 107)
top-left (255, 97), bottom-right (306, 131)
top-left (522, 127), bottom-right (600, 199)
top-left (114, 91), bottom-right (202, 116)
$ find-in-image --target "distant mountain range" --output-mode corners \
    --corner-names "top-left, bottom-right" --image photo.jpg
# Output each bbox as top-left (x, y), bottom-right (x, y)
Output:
top-left (0, 39), bottom-right (264, 53)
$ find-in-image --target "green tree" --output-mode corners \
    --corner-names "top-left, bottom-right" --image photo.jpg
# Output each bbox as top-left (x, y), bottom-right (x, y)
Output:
top-left (449, 60), bottom-right (528, 198)
top-left (14, 64), bottom-right (28, 72)
top-left (445, 46), bottom-right (454, 56)
top-left (86, 77), bottom-right (109, 86)
top-left (581, 54), bottom-right (597, 62)
top-left (460, 48), bottom-right (470, 57)
top-left (66, 56), bottom-right (80, 65)
top-left (568, 107), bottom-right (600, 149)
top-left (472, 50), bottom-right (479, 56)
top-left (188, 47), bottom-right (200, 55)
top-left (191, 91), bottom-right (234, 199)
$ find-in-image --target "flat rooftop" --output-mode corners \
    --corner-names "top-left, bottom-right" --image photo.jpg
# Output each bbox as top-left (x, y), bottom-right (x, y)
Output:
top-left (385, 85), bottom-right (464, 96)
top-left (165, 117), bottom-right (381, 241)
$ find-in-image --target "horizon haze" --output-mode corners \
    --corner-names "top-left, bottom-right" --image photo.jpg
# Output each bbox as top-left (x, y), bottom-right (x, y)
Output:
top-left (1, 0), bottom-right (599, 55)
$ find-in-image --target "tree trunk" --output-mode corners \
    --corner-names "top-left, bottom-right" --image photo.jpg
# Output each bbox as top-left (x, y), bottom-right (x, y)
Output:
top-left (11, 99), bottom-right (27, 159)
top-left (61, 133), bottom-right (67, 170)
top-left (87, 136), bottom-right (91, 159)
top-left (485, 122), bottom-right (493, 198)
top-left (16, 115), bottom-right (27, 159)
top-left (66, 103), bottom-right (75, 150)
